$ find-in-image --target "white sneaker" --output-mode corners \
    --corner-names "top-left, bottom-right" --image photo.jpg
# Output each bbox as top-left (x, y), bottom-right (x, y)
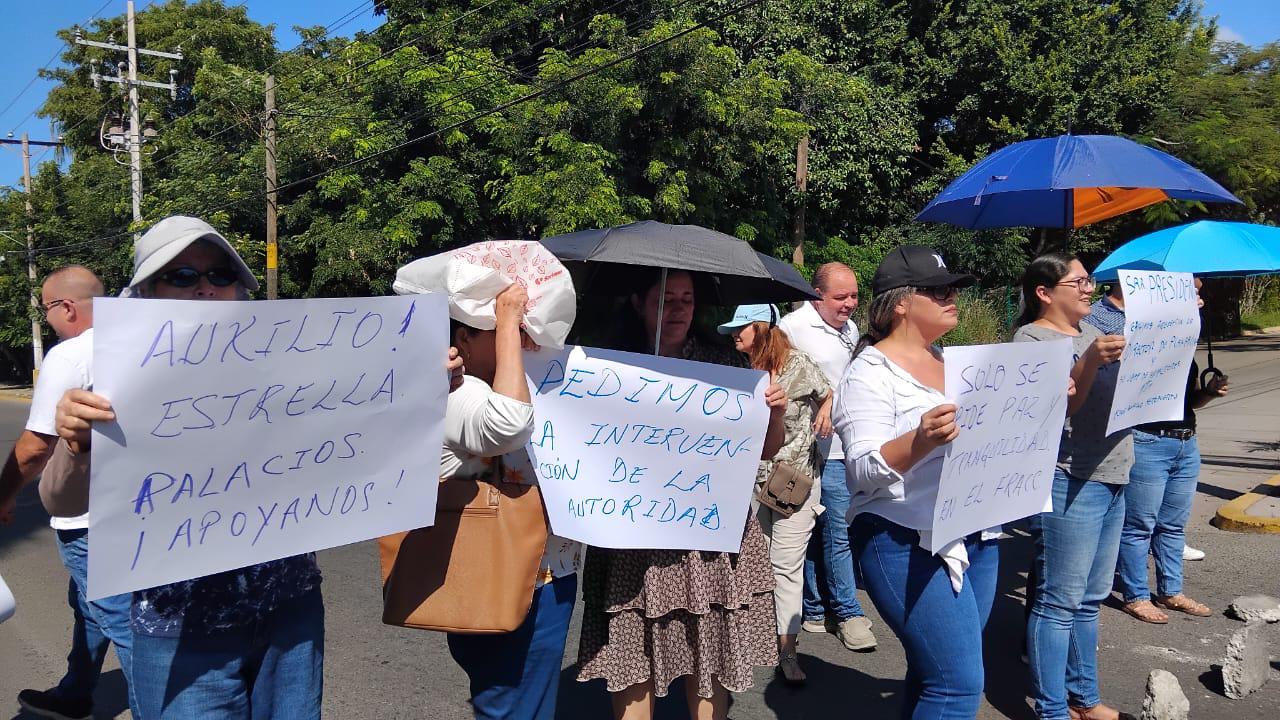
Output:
top-left (1183, 545), bottom-right (1205, 561)
top-left (801, 617), bottom-right (829, 633)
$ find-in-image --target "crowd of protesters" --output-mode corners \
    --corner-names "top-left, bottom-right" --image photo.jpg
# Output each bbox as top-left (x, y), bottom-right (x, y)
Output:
top-left (0, 215), bottom-right (1229, 720)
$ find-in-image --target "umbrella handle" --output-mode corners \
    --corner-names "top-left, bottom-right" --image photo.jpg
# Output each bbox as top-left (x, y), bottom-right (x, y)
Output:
top-left (1200, 365), bottom-right (1224, 387)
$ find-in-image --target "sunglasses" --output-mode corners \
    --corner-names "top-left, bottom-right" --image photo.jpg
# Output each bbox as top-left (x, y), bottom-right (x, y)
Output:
top-left (39, 298), bottom-right (72, 317)
top-left (917, 286), bottom-right (959, 302)
top-left (157, 266), bottom-right (240, 288)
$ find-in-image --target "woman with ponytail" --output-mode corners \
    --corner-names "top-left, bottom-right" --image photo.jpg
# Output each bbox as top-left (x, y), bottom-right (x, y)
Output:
top-left (832, 245), bottom-right (997, 719)
top-left (1013, 253), bottom-right (1128, 720)
top-left (720, 304), bottom-right (831, 686)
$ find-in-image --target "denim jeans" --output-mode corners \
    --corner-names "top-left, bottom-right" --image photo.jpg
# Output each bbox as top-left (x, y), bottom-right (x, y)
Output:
top-left (447, 574), bottom-right (577, 720)
top-left (852, 513), bottom-right (998, 720)
top-left (1115, 432), bottom-right (1199, 601)
top-left (802, 458), bottom-right (865, 621)
top-left (54, 529), bottom-right (138, 716)
top-left (1028, 471), bottom-right (1125, 720)
top-left (131, 587), bottom-right (324, 719)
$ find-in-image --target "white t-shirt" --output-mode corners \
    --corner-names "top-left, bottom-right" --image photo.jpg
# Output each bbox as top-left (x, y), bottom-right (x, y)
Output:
top-left (441, 375), bottom-right (582, 582)
top-left (778, 302), bottom-right (858, 459)
top-left (25, 328), bottom-right (94, 530)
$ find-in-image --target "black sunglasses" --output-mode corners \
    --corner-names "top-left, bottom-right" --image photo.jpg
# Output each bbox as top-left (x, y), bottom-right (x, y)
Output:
top-left (917, 285), bottom-right (959, 302)
top-left (157, 266), bottom-right (240, 288)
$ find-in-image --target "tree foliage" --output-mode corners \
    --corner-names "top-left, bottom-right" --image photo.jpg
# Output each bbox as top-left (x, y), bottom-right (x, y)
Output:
top-left (0, 0), bottom-right (1270, 375)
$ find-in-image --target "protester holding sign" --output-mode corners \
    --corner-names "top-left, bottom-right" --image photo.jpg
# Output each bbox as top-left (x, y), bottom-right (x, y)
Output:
top-left (1014, 253), bottom-right (1130, 720)
top-left (1087, 279), bottom-right (1227, 623)
top-left (576, 269), bottom-right (788, 720)
top-left (394, 242), bottom-right (582, 720)
top-left (53, 216), bottom-right (464, 720)
top-left (833, 245), bottom-right (998, 720)
top-left (721, 303), bottom-right (831, 686)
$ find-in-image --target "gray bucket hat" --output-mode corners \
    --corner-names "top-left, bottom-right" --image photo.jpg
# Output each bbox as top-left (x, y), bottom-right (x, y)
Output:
top-left (122, 215), bottom-right (259, 297)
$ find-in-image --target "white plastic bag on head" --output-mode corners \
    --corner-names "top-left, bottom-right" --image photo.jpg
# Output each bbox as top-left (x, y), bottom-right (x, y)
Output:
top-left (393, 240), bottom-right (577, 349)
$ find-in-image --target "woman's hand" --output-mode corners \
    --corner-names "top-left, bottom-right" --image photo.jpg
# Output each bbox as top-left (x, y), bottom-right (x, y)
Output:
top-left (494, 283), bottom-right (529, 330)
top-left (1067, 377), bottom-right (1076, 398)
top-left (1206, 374), bottom-right (1229, 397)
top-left (915, 403), bottom-right (959, 451)
top-left (56, 389), bottom-right (115, 454)
top-left (1084, 334), bottom-right (1126, 365)
top-left (764, 381), bottom-right (788, 415)
top-left (446, 346), bottom-right (465, 392)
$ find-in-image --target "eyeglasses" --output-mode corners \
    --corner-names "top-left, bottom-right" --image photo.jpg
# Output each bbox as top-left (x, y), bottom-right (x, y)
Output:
top-left (1055, 276), bottom-right (1096, 292)
top-left (39, 298), bottom-right (72, 317)
top-left (156, 266), bottom-right (240, 288)
top-left (917, 286), bottom-right (959, 302)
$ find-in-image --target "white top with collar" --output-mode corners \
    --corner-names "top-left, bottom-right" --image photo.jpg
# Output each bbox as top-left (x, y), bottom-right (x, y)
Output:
top-left (778, 302), bottom-right (857, 459)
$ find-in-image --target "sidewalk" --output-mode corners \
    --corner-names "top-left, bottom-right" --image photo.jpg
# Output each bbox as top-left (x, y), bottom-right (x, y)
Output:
top-left (0, 382), bottom-right (31, 401)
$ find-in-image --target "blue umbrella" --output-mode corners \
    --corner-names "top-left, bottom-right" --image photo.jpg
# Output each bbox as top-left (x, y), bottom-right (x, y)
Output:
top-left (916, 134), bottom-right (1241, 229)
top-left (1092, 220), bottom-right (1280, 382)
top-left (1093, 220), bottom-right (1280, 281)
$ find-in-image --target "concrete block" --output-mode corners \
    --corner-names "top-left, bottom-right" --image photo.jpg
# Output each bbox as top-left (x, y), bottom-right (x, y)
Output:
top-left (1140, 669), bottom-right (1189, 720)
top-left (1227, 594), bottom-right (1280, 624)
top-left (1221, 624), bottom-right (1271, 699)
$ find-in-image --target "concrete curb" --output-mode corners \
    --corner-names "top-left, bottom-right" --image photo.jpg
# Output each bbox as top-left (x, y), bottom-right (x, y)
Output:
top-left (1213, 473), bottom-right (1280, 533)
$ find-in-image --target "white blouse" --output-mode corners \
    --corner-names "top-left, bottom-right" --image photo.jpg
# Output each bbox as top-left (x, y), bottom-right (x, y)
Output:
top-left (833, 346), bottom-right (997, 591)
top-left (441, 375), bottom-right (582, 582)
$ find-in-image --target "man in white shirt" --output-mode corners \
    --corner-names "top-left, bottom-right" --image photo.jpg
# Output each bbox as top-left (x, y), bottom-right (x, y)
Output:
top-left (778, 262), bottom-right (877, 651)
top-left (0, 266), bottom-right (136, 720)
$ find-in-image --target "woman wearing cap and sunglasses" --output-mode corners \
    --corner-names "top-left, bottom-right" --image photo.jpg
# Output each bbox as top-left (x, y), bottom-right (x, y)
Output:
top-left (721, 303), bottom-right (831, 686)
top-left (832, 245), bottom-right (998, 720)
top-left (1013, 253), bottom-right (1128, 720)
top-left (50, 216), bottom-right (462, 719)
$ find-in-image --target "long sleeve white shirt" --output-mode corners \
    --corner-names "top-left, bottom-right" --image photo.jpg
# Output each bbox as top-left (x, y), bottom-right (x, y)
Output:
top-left (833, 346), bottom-right (996, 591)
top-left (441, 375), bottom-right (582, 580)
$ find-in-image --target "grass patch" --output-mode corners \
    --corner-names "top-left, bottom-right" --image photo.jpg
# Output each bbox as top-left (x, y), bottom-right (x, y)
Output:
top-left (1242, 309), bottom-right (1280, 332)
top-left (940, 290), bottom-right (1011, 346)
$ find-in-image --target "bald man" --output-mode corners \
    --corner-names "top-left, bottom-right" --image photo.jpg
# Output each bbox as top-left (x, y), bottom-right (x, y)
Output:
top-left (0, 265), bottom-right (138, 720)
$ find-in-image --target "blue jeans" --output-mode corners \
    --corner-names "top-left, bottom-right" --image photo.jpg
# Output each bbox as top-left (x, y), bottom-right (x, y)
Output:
top-left (802, 459), bottom-right (865, 620)
top-left (448, 574), bottom-right (577, 720)
top-left (1115, 432), bottom-right (1199, 601)
top-left (54, 529), bottom-right (138, 716)
top-left (851, 513), bottom-right (998, 720)
top-left (1028, 471), bottom-right (1125, 719)
top-left (131, 587), bottom-right (324, 719)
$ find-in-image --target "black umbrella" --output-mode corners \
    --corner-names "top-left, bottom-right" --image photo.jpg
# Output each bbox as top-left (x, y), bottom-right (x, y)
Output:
top-left (540, 220), bottom-right (818, 353)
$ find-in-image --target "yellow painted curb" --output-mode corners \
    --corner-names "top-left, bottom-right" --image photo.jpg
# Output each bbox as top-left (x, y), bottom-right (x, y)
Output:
top-left (1213, 473), bottom-right (1280, 533)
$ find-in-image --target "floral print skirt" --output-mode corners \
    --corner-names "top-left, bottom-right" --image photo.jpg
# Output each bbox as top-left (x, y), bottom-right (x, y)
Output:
top-left (576, 516), bottom-right (777, 698)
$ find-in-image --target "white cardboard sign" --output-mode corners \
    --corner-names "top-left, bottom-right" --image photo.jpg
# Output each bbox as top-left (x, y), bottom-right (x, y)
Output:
top-left (523, 346), bottom-right (769, 553)
top-left (87, 295), bottom-right (449, 600)
top-left (931, 340), bottom-right (1071, 552)
top-left (1106, 270), bottom-right (1201, 435)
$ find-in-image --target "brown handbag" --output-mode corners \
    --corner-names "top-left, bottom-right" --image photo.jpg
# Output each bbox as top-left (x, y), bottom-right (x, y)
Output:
top-left (757, 460), bottom-right (814, 518)
top-left (377, 458), bottom-right (550, 634)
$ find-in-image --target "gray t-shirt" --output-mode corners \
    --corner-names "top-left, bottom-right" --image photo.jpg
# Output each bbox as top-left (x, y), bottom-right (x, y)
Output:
top-left (1013, 322), bottom-right (1133, 484)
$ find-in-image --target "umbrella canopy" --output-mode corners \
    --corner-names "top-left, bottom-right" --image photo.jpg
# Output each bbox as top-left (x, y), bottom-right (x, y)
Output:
top-left (539, 220), bottom-right (818, 304)
top-left (1093, 220), bottom-right (1280, 281)
top-left (916, 134), bottom-right (1242, 229)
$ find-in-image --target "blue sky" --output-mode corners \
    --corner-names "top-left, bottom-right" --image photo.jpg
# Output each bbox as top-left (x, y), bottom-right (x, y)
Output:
top-left (0, 1), bottom-right (1274, 187)
top-left (0, 1), bottom-right (383, 186)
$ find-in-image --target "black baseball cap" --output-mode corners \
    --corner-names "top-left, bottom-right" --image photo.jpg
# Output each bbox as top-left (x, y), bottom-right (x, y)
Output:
top-left (872, 244), bottom-right (976, 294)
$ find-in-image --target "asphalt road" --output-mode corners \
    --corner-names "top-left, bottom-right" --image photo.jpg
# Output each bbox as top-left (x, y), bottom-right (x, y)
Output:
top-left (1, 336), bottom-right (1278, 719)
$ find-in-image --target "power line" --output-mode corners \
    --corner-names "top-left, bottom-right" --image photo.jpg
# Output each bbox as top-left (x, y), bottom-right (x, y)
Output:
top-left (0, 0), bottom-right (116, 133)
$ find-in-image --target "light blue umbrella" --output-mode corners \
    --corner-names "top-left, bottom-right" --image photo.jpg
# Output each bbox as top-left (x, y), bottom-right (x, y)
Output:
top-left (1092, 220), bottom-right (1280, 382)
top-left (1092, 220), bottom-right (1280, 281)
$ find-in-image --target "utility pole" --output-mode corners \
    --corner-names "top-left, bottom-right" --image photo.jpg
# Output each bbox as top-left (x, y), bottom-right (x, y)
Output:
top-left (0, 133), bottom-right (63, 381)
top-left (791, 132), bottom-right (809, 268)
top-left (265, 74), bottom-right (278, 299)
top-left (77, 1), bottom-right (181, 239)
